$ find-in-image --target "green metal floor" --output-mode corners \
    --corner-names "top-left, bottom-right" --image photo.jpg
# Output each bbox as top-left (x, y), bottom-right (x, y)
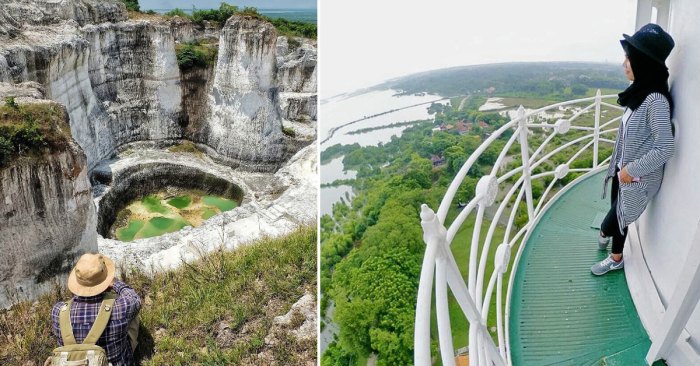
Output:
top-left (509, 170), bottom-right (662, 366)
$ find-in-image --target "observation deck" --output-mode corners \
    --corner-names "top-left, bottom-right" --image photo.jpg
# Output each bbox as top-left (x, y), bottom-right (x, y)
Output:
top-left (414, 88), bottom-right (692, 366)
top-left (412, 89), bottom-right (684, 366)
top-left (509, 169), bottom-right (658, 365)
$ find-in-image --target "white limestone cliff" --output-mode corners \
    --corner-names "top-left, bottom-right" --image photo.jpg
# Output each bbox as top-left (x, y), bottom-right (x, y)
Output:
top-left (0, 98), bottom-right (96, 309)
top-left (199, 15), bottom-right (285, 172)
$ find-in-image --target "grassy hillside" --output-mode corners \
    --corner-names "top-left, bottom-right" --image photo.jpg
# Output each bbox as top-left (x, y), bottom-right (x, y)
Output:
top-left (0, 226), bottom-right (317, 365)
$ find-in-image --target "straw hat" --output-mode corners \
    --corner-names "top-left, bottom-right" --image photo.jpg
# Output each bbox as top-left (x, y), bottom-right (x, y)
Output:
top-left (67, 253), bottom-right (116, 297)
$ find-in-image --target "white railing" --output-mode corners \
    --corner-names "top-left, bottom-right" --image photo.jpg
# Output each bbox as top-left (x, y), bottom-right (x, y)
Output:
top-left (415, 90), bottom-right (624, 366)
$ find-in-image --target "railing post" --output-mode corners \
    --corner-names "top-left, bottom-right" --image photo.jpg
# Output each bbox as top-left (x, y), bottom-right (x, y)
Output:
top-left (436, 254), bottom-right (456, 366)
top-left (593, 89), bottom-right (601, 168)
top-left (415, 205), bottom-right (447, 366)
top-left (646, 221), bottom-right (700, 364)
top-left (517, 106), bottom-right (535, 220)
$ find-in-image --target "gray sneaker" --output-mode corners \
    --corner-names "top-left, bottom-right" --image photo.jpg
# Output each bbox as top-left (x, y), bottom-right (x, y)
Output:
top-left (598, 234), bottom-right (610, 251)
top-left (591, 255), bottom-right (624, 275)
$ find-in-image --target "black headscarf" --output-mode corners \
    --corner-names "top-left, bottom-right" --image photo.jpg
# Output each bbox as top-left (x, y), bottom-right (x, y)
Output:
top-left (617, 42), bottom-right (673, 114)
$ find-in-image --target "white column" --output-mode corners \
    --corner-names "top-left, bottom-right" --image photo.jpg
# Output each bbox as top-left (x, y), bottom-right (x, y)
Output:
top-left (636, 0), bottom-right (653, 30)
top-left (646, 221), bottom-right (700, 364)
top-left (652, 0), bottom-right (671, 29)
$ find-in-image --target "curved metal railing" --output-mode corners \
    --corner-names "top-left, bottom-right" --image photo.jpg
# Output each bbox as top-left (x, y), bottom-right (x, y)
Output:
top-left (415, 90), bottom-right (624, 366)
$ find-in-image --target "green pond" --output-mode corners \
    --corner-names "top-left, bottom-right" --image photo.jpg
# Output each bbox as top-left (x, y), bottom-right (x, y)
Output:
top-left (114, 192), bottom-right (238, 242)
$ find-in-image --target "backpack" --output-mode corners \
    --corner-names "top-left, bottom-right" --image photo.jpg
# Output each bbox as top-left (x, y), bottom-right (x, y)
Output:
top-left (49, 292), bottom-right (116, 366)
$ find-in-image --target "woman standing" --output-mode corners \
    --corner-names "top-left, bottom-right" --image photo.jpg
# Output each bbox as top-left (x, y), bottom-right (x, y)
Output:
top-left (591, 23), bottom-right (676, 275)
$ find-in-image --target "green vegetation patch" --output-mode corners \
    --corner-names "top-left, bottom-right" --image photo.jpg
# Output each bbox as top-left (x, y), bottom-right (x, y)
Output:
top-left (270, 17), bottom-right (317, 39)
top-left (119, 0), bottom-right (140, 12)
top-left (379, 62), bottom-right (627, 100)
top-left (0, 99), bottom-right (71, 166)
top-left (320, 143), bottom-right (361, 164)
top-left (282, 126), bottom-right (297, 137)
top-left (0, 226), bottom-right (317, 365)
top-left (176, 41), bottom-right (218, 70)
top-left (165, 3), bottom-right (317, 39)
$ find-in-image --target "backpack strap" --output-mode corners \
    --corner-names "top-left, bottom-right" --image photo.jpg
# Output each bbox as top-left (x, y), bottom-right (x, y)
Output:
top-left (83, 292), bottom-right (116, 345)
top-left (59, 300), bottom-right (77, 346)
top-left (58, 292), bottom-right (117, 346)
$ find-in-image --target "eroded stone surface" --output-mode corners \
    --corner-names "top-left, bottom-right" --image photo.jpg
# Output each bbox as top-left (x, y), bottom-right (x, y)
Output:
top-left (198, 15), bottom-right (284, 172)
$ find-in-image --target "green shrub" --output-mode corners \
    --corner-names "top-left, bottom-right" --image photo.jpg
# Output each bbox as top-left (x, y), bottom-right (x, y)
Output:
top-left (165, 8), bottom-right (188, 17)
top-left (271, 18), bottom-right (317, 39)
top-left (0, 103), bottom-right (67, 166)
top-left (192, 3), bottom-right (238, 24)
top-left (175, 41), bottom-right (218, 70)
top-left (120, 0), bottom-right (140, 12)
top-left (239, 6), bottom-right (263, 19)
top-left (12, 118), bottom-right (45, 153)
top-left (282, 126), bottom-right (297, 137)
top-left (163, 2), bottom-right (317, 39)
top-left (5, 96), bottom-right (18, 110)
top-left (0, 135), bottom-right (12, 164)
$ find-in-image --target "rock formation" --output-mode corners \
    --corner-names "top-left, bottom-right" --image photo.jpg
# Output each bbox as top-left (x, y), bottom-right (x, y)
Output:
top-left (198, 15), bottom-right (284, 172)
top-left (0, 92), bottom-right (95, 309)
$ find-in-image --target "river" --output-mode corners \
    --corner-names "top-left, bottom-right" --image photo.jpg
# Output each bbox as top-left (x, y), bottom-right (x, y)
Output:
top-left (320, 89), bottom-right (447, 216)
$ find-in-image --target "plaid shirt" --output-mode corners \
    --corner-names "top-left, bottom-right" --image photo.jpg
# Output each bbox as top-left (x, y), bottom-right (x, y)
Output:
top-left (51, 281), bottom-right (141, 366)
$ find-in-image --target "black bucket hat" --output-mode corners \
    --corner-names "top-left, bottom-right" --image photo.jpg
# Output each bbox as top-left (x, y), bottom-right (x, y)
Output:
top-left (620, 23), bottom-right (675, 65)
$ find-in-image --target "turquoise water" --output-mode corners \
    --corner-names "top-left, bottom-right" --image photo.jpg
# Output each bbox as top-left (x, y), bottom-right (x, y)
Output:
top-left (114, 192), bottom-right (239, 242)
top-left (202, 195), bottom-right (238, 212)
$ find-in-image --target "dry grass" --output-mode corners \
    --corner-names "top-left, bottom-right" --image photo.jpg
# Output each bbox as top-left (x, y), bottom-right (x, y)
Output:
top-left (0, 226), bottom-right (317, 365)
top-left (167, 141), bottom-right (204, 157)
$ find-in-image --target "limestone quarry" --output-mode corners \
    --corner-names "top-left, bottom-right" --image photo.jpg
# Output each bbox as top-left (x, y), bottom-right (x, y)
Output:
top-left (0, 0), bottom-right (317, 309)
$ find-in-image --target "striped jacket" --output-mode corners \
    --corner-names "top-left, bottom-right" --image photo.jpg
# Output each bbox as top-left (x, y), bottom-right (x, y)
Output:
top-left (603, 92), bottom-right (675, 235)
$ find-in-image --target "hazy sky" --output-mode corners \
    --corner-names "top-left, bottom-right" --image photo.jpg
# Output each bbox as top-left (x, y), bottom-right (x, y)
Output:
top-left (140, 0), bottom-right (316, 10)
top-left (321, 0), bottom-right (638, 97)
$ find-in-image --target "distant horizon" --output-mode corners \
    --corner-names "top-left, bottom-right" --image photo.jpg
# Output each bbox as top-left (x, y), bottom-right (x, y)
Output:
top-left (323, 60), bottom-right (626, 100)
top-left (321, 0), bottom-right (636, 96)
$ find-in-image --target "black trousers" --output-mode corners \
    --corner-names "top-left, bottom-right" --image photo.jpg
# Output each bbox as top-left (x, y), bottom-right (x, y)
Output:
top-left (600, 167), bottom-right (628, 254)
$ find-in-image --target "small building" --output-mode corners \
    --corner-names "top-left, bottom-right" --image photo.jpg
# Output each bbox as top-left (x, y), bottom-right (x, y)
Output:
top-left (430, 154), bottom-right (445, 167)
top-left (455, 120), bottom-right (470, 135)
